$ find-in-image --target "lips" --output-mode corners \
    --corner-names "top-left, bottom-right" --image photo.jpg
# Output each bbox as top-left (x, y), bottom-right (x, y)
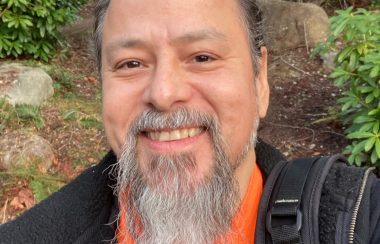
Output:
top-left (144, 127), bottom-right (204, 141)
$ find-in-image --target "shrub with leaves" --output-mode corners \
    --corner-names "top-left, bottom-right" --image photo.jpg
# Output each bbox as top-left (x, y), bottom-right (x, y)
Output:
top-left (0, 0), bottom-right (88, 61)
top-left (316, 7), bottom-right (380, 166)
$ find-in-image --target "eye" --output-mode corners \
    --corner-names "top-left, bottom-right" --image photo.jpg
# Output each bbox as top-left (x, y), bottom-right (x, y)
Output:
top-left (118, 60), bottom-right (143, 69)
top-left (193, 54), bottom-right (215, 63)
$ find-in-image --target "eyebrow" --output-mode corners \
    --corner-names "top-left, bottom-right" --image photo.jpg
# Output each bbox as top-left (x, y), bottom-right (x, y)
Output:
top-left (104, 29), bottom-right (227, 55)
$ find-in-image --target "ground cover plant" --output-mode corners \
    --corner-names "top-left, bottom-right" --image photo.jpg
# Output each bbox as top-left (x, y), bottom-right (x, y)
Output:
top-left (315, 6), bottom-right (380, 166)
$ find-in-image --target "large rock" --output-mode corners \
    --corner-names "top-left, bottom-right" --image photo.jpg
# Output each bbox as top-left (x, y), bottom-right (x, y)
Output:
top-left (0, 63), bottom-right (54, 106)
top-left (0, 131), bottom-right (55, 172)
top-left (260, 0), bottom-right (329, 53)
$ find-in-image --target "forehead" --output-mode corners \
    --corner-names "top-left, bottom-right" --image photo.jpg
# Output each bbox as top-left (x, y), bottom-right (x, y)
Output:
top-left (102, 0), bottom-right (246, 45)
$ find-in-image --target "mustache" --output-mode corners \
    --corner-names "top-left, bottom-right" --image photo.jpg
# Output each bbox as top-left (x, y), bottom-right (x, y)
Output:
top-left (129, 107), bottom-right (217, 136)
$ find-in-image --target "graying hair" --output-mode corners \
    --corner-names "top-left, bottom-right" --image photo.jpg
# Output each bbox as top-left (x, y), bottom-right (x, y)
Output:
top-left (93, 0), bottom-right (265, 75)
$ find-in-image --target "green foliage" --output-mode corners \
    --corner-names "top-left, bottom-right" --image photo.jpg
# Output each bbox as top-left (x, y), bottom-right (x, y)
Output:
top-left (0, 0), bottom-right (88, 61)
top-left (0, 160), bottom-right (65, 203)
top-left (316, 7), bottom-right (380, 166)
top-left (62, 108), bottom-right (77, 120)
top-left (0, 98), bottom-right (45, 129)
top-left (46, 65), bottom-right (80, 98)
top-left (62, 108), bottom-right (102, 129)
top-left (0, 97), bottom-right (13, 132)
top-left (15, 104), bottom-right (45, 129)
top-left (79, 115), bottom-right (102, 129)
top-left (29, 177), bottom-right (61, 202)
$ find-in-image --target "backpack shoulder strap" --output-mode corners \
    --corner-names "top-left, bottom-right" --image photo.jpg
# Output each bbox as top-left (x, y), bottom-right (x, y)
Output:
top-left (255, 155), bottom-right (346, 244)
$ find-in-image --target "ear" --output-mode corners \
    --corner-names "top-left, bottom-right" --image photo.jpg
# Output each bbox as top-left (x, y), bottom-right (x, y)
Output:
top-left (256, 47), bottom-right (270, 118)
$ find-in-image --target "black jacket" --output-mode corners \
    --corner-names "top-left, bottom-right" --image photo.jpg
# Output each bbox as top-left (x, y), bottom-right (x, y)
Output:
top-left (1, 140), bottom-right (380, 243)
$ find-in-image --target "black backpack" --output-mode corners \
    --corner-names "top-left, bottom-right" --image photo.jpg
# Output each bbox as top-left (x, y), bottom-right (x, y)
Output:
top-left (255, 155), bottom-right (374, 244)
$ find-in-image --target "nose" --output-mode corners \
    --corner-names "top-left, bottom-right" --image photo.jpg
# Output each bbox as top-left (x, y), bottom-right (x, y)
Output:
top-left (143, 59), bottom-right (192, 111)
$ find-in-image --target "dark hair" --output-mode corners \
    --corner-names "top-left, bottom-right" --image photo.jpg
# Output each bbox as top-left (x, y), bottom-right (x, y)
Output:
top-left (93, 0), bottom-right (264, 75)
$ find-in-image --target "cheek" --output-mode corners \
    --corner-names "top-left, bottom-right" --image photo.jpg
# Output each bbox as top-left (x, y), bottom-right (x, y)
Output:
top-left (102, 81), bottom-right (144, 155)
top-left (221, 93), bottom-right (257, 157)
top-left (197, 74), bottom-right (258, 160)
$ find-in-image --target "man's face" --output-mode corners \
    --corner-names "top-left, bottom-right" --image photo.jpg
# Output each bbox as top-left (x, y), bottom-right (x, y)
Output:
top-left (101, 0), bottom-right (269, 185)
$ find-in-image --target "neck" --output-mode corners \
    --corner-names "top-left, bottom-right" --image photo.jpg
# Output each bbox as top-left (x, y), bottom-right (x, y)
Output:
top-left (235, 149), bottom-right (257, 202)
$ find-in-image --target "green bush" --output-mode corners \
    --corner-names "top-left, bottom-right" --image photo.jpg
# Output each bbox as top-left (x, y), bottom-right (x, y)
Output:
top-left (0, 0), bottom-right (88, 61)
top-left (315, 7), bottom-right (380, 166)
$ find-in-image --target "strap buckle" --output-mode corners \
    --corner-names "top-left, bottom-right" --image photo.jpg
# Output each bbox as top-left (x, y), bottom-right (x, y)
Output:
top-left (266, 207), bottom-right (302, 233)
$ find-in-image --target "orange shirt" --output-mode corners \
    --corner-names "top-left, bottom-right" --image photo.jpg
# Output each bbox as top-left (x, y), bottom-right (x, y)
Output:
top-left (117, 163), bottom-right (263, 244)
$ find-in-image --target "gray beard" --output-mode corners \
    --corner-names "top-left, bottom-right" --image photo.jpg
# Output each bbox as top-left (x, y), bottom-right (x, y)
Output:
top-left (113, 108), bottom-right (258, 244)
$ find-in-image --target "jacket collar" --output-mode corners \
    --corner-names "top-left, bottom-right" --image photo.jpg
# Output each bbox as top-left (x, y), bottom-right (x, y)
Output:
top-left (255, 138), bottom-right (286, 180)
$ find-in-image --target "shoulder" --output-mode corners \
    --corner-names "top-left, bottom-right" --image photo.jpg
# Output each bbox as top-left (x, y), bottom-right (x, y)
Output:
top-left (320, 161), bottom-right (379, 243)
top-left (368, 176), bottom-right (380, 243)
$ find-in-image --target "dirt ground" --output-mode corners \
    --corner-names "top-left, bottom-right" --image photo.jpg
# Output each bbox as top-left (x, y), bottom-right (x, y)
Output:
top-left (0, 1), bottom-right (348, 223)
top-left (261, 48), bottom-right (348, 159)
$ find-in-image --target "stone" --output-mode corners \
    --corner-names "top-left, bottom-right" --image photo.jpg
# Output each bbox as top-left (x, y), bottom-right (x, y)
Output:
top-left (321, 51), bottom-right (338, 72)
top-left (0, 131), bottom-right (55, 172)
top-left (260, 0), bottom-right (329, 53)
top-left (0, 63), bottom-right (54, 106)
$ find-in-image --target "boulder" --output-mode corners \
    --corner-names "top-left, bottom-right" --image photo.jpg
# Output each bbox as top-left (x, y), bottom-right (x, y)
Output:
top-left (0, 131), bottom-right (55, 172)
top-left (260, 0), bottom-right (329, 53)
top-left (0, 63), bottom-right (54, 106)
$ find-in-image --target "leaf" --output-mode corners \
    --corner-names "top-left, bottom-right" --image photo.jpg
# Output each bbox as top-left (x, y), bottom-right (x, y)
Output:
top-left (348, 153), bottom-right (355, 165)
top-left (352, 140), bottom-right (367, 154)
top-left (334, 76), bottom-right (348, 87)
top-left (337, 46), bottom-right (354, 63)
top-left (373, 121), bottom-right (380, 134)
top-left (358, 86), bottom-right (373, 93)
top-left (333, 18), bottom-right (349, 36)
top-left (365, 137), bottom-right (376, 152)
top-left (359, 122), bottom-right (375, 132)
top-left (345, 26), bottom-right (356, 41)
top-left (355, 154), bottom-right (363, 166)
top-left (30, 180), bottom-right (47, 202)
top-left (371, 148), bottom-right (378, 164)
top-left (348, 51), bottom-right (357, 71)
top-left (373, 89), bottom-right (380, 98)
top-left (357, 63), bottom-right (373, 72)
top-left (369, 65), bottom-right (380, 78)
top-left (79, 116), bottom-right (102, 129)
top-left (357, 43), bottom-right (367, 55)
top-left (354, 116), bottom-right (375, 123)
top-left (39, 26), bottom-right (46, 37)
top-left (63, 109), bottom-right (77, 120)
top-left (368, 109), bottom-right (380, 116)
top-left (347, 131), bottom-right (374, 139)
top-left (331, 68), bottom-right (346, 78)
top-left (376, 139), bottom-right (380, 158)
top-left (341, 101), bottom-right (352, 111)
top-left (365, 94), bottom-right (375, 104)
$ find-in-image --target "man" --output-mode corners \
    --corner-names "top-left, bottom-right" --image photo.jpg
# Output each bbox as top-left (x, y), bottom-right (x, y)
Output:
top-left (1, 0), bottom-right (379, 243)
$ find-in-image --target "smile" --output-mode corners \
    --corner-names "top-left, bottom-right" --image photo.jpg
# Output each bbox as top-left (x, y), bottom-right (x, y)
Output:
top-left (144, 127), bottom-right (204, 141)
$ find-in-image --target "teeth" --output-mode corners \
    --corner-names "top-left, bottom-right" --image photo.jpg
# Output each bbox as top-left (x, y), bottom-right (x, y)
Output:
top-left (159, 131), bottom-right (170, 141)
top-left (146, 128), bottom-right (203, 141)
top-left (170, 130), bottom-right (181, 140)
